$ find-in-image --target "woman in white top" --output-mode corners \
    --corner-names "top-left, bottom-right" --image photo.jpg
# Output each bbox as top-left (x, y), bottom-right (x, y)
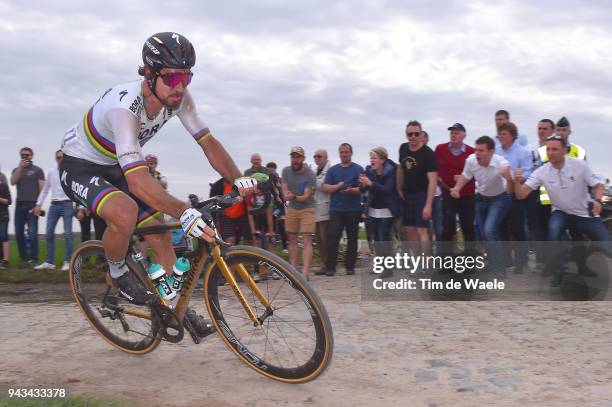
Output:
top-left (359, 147), bottom-right (401, 277)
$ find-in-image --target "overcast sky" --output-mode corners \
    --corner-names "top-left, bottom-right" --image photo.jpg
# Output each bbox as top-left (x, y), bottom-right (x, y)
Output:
top-left (1, 0), bottom-right (611, 233)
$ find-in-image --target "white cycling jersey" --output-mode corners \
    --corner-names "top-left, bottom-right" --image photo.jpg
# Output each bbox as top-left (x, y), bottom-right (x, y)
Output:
top-left (61, 80), bottom-right (211, 173)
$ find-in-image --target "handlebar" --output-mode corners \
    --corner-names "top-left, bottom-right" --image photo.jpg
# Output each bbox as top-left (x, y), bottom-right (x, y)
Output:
top-left (192, 172), bottom-right (274, 216)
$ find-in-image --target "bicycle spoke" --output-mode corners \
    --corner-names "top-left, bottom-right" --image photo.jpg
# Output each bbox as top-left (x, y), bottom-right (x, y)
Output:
top-left (206, 248), bottom-right (332, 381)
top-left (271, 298), bottom-right (304, 312)
top-left (269, 315), bottom-right (316, 341)
top-left (256, 322), bottom-right (286, 369)
top-left (268, 278), bottom-right (289, 305)
top-left (70, 243), bottom-right (158, 354)
top-left (269, 318), bottom-right (301, 367)
top-left (245, 322), bottom-right (258, 348)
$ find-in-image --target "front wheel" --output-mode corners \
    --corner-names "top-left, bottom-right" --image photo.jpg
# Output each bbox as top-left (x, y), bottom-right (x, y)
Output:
top-left (203, 245), bottom-right (334, 383)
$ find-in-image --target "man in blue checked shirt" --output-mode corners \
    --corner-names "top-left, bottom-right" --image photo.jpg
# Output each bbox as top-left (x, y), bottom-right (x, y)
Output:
top-left (496, 121), bottom-right (533, 273)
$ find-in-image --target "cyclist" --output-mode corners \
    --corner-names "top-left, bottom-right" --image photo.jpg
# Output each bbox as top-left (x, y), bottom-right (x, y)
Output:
top-left (59, 32), bottom-right (257, 335)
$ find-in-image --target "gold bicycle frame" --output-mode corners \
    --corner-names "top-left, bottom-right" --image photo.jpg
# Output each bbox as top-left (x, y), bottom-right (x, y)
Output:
top-left (134, 222), bottom-right (272, 327)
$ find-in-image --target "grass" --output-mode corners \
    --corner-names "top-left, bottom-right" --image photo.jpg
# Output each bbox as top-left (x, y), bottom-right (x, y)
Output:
top-left (4, 239), bottom-right (74, 269)
top-left (0, 239), bottom-right (107, 284)
top-left (0, 395), bottom-right (127, 407)
top-left (0, 231), bottom-right (366, 283)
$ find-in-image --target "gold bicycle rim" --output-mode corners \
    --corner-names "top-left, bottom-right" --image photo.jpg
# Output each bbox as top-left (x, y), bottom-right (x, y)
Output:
top-left (68, 240), bottom-right (161, 355)
top-left (203, 246), bottom-right (333, 383)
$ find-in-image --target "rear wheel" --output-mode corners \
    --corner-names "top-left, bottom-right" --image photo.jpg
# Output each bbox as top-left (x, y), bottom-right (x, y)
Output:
top-left (204, 245), bottom-right (334, 383)
top-left (69, 241), bottom-right (161, 354)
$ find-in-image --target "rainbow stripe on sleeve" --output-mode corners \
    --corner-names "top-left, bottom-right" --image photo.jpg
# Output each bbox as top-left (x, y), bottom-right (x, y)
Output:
top-left (83, 108), bottom-right (117, 159)
top-left (192, 128), bottom-right (212, 144)
top-left (121, 160), bottom-right (148, 175)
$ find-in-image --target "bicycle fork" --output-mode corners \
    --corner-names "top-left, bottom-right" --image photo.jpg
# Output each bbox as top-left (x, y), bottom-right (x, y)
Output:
top-left (211, 245), bottom-right (273, 326)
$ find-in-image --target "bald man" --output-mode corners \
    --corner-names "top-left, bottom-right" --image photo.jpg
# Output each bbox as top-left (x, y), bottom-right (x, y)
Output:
top-left (244, 153), bottom-right (270, 177)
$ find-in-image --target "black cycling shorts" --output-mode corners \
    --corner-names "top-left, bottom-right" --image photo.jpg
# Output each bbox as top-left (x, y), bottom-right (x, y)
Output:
top-left (59, 155), bottom-right (161, 227)
top-left (220, 215), bottom-right (252, 243)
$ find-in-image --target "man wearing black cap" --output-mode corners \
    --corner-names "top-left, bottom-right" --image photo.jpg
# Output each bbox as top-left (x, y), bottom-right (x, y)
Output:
top-left (435, 123), bottom-right (476, 246)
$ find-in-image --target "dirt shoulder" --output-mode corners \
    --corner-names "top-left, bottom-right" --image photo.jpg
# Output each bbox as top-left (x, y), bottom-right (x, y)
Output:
top-left (1, 272), bottom-right (612, 406)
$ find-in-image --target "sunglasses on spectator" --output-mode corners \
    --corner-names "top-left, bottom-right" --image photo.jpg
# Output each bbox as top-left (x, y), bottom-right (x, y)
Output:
top-left (157, 71), bottom-right (193, 88)
top-left (313, 155), bottom-right (322, 158)
top-left (546, 135), bottom-right (563, 141)
top-left (406, 132), bottom-right (421, 138)
top-left (21, 154), bottom-right (32, 158)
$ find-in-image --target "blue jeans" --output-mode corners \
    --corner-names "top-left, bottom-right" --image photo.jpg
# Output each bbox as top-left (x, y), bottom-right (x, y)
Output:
top-left (546, 210), bottom-right (612, 273)
top-left (547, 210), bottom-right (611, 242)
top-left (432, 196), bottom-right (444, 240)
top-left (367, 216), bottom-right (394, 258)
top-left (500, 196), bottom-right (528, 268)
top-left (14, 201), bottom-right (39, 262)
top-left (46, 201), bottom-right (74, 263)
top-left (475, 193), bottom-right (512, 273)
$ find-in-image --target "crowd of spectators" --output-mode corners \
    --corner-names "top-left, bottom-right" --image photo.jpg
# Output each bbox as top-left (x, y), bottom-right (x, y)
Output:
top-left (204, 110), bottom-right (611, 286)
top-left (2, 110), bottom-right (610, 288)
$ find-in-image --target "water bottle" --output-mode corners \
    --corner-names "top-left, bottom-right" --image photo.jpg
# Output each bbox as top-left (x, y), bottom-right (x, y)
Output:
top-left (170, 257), bottom-right (191, 292)
top-left (146, 264), bottom-right (176, 301)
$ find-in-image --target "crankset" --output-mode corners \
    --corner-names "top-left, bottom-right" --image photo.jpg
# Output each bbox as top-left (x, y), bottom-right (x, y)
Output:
top-left (151, 301), bottom-right (185, 343)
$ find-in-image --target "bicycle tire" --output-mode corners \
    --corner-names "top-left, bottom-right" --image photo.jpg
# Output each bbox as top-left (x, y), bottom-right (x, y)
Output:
top-left (69, 240), bottom-right (161, 354)
top-left (203, 245), bottom-right (334, 383)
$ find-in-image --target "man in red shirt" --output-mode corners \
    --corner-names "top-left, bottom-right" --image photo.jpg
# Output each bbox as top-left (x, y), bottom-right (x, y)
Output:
top-left (435, 123), bottom-right (476, 244)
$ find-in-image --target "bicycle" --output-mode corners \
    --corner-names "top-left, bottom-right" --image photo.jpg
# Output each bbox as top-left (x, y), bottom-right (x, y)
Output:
top-left (68, 189), bottom-right (334, 383)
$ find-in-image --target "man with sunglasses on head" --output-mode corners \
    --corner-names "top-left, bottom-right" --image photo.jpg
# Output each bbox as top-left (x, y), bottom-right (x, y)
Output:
top-left (537, 116), bottom-right (587, 206)
top-left (59, 32), bottom-right (257, 336)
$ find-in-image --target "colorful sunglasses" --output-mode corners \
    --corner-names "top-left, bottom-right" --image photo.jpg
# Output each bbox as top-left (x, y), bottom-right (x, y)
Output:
top-left (157, 71), bottom-right (193, 88)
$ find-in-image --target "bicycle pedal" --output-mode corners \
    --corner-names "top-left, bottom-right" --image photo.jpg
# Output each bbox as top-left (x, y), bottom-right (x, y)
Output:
top-left (182, 317), bottom-right (202, 344)
top-left (97, 308), bottom-right (114, 319)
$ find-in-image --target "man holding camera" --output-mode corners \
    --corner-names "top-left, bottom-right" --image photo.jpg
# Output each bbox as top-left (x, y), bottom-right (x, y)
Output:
top-left (10, 147), bottom-right (45, 265)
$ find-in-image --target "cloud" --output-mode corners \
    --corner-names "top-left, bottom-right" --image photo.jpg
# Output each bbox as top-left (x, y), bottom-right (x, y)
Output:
top-left (1, 0), bottom-right (611, 233)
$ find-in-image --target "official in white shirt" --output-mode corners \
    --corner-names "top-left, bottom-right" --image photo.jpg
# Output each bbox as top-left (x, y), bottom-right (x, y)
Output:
top-left (33, 150), bottom-right (74, 270)
top-left (514, 136), bottom-right (608, 241)
top-left (514, 135), bottom-right (610, 285)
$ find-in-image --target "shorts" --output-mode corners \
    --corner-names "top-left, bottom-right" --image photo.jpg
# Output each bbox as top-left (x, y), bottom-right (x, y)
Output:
top-left (402, 191), bottom-right (430, 228)
top-left (285, 207), bottom-right (316, 235)
top-left (253, 213), bottom-right (269, 233)
top-left (0, 221), bottom-right (8, 242)
top-left (59, 155), bottom-right (162, 227)
top-left (221, 215), bottom-right (252, 242)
